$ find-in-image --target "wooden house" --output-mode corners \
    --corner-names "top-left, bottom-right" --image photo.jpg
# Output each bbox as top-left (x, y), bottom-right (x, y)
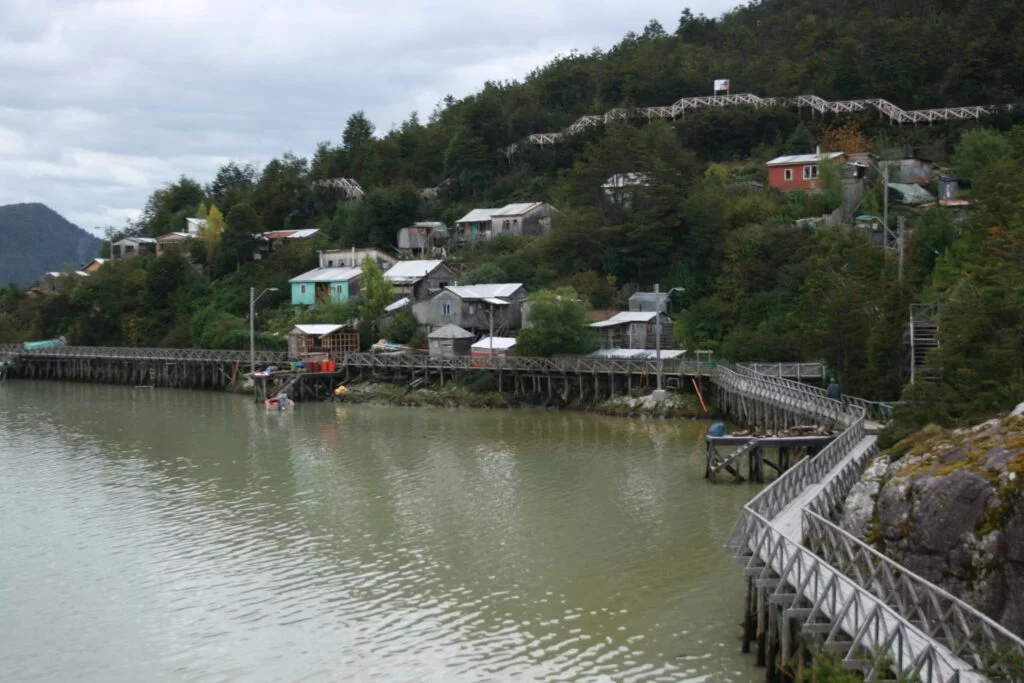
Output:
top-left (318, 247), bottom-right (395, 270)
top-left (489, 203), bottom-right (556, 238)
top-left (287, 324), bottom-right (360, 359)
top-left (156, 231), bottom-right (190, 255)
top-left (397, 222), bottom-right (447, 257)
top-left (383, 260), bottom-right (455, 301)
top-left (288, 267), bottom-right (362, 306)
top-left (81, 258), bottom-right (107, 274)
top-left (589, 311), bottom-right (674, 350)
top-left (427, 324), bottom-right (474, 358)
top-left (253, 228), bottom-right (320, 261)
top-left (766, 152), bottom-right (846, 192)
top-left (38, 270), bottom-right (89, 294)
top-left (111, 236), bottom-right (157, 260)
top-left (454, 208), bottom-right (501, 242)
top-left (412, 283), bottom-right (526, 333)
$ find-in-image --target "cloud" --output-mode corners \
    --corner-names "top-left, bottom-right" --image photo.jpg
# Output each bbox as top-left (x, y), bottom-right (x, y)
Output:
top-left (0, 0), bottom-right (740, 234)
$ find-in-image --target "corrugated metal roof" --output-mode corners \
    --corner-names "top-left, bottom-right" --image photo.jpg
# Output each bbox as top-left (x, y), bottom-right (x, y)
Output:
top-left (766, 152), bottom-right (845, 166)
top-left (589, 311), bottom-right (660, 328)
top-left (472, 337), bottom-right (517, 350)
top-left (292, 324), bottom-right (345, 336)
top-left (455, 208), bottom-right (500, 224)
top-left (483, 297), bottom-right (509, 306)
top-left (444, 283), bottom-right (523, 300)
top-left (157, 231), bottom-right (190, 241)
top-left (385, 297), bottom-right (411, 313)
top-left (888, 182), bottom-right (935, 205)
top-left (492, 202), bottom-right (543, 217)
top-left (413, 221), bottom-right (447, 229)
top-left (288, 267), bottom-right (362, 283)
top-left (384, 260), bottom-right (445, 283)
top-left (262, 228), bottom-right (320, 240)
top-left (428, 324), bottom-right (474, 339)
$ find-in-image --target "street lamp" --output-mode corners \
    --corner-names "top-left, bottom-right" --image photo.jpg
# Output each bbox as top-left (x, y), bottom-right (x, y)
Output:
top-left (250, 286), bottom-right (279, 376)
top-left (653, 284), bottom-right (685, 393)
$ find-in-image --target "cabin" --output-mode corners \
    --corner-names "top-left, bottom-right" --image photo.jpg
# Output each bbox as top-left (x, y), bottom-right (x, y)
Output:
top-left (766, 152), bottom-right (847, 192)
top-left (383, 260), bottom-right (455, 301)
top-left (412, 283), bottom-right (527, 333)
top-left (318, 247), bottom-right (395, 270)
top-left (81, 258), bottom-right (107, 274)
top-left (253, 229), bottom-right (321, 261)
top-left (156, 231), bottom-right (190, 255)
top-left (397, 222), bottom-right (447, 257)
top-left (111, 236), bottom-right (157, 260)
top-left (37, 270), bottom-right (89, 294)
top-left (454, 208), bottom-right (501, 242)
top-left (488, 203), bottom-right (556, 238)
top-left (589, 311), bottom-right (674, 350)
top-left (471, 336), bottom-right (517, 361)
top-left (287, 324), bottom-right (360, 359)
top-left (288, 267), bottom-right (362, 306)
top-left (427, 324), bottom-right (474, 358)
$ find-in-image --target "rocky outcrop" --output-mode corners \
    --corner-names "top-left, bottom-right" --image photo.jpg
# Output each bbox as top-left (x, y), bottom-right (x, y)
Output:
top-left (840, 413), bottom-right (1024, 635)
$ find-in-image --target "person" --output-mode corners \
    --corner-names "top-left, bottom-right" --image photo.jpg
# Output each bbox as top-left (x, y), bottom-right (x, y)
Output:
top-left (277, 391), bottom-right (288, 411)
top-left (826, 377), bottom-right (842, 400)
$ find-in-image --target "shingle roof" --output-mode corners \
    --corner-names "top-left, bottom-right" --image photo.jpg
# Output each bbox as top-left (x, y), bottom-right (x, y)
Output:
top-left (444, 283), bottom-right (524, 300)
top-left (428, 323), bottom-right (474, 339)
top-left (766, 152), bottom-right (845, 166)
top-left (289, 267), bottom-right (362, 283)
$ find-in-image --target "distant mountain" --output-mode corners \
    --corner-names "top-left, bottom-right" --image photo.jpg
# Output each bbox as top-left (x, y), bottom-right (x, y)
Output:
top-left (0, 203), bottom-right (101, 288)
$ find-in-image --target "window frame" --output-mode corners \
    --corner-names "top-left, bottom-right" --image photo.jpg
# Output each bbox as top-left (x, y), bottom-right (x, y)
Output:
top-left (803, 164), bottom-right (819, 180)
top-left (784, 168), bottom-right (793, 182)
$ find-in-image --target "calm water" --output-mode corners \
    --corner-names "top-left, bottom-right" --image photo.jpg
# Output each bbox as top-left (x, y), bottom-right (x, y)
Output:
top-left (0, 382), bottom-right (759, 682)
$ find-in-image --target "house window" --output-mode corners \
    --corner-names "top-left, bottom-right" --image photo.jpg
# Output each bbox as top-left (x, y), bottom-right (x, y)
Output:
top-left (469, 304), bottom-right (476, 315)
top-left (784, 168), bottom-right (793, 182)
top-left (803, 164), bottom-right (818, 180)
top-left (442, 302), bottom-right (452, 317)
top-left (301, 284), bottom-right (307, 294)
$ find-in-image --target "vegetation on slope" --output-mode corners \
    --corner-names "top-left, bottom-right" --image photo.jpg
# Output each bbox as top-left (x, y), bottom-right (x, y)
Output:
top-left (0, 203), bottom-right (100, 287)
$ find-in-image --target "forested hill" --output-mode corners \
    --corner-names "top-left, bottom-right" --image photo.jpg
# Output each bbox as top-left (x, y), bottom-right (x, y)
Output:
top-left (0, 204), bottom-right (100, 287)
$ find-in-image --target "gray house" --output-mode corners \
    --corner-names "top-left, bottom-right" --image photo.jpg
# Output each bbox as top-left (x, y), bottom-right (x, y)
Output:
top-left (413, 283), bottom-right (527, 333)
top-left (111, 236), bottom-right (157, 260)
top-left (590, 311), bottom-right (674, 350)
top-left (383, 260), bottom-right (456, 301)
top-left (428, 324), bottom-right (474, 358)
top-left (489, 202), bottom-right (556, 238)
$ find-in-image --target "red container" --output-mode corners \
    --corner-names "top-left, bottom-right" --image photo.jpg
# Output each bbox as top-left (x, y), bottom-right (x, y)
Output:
top-left (308, 361), bottom-right (320, 373)
top-left (327, 360), bottom-right (336, 372)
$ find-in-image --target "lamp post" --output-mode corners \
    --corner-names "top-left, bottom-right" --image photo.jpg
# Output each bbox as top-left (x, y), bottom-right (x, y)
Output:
top-left (654, 285), bottom-right (686, 393)
top-left (249, 286), bottom-right (279, 376)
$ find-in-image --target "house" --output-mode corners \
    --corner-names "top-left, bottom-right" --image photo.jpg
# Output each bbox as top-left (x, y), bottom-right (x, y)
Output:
top-left (427, 324), bottom-right (474, 358)
top-left (412, 283), bottom-right (527, 333)
top-left (288, 267), bottom-right (362, 306)
top-left (81, 258), bottom-right (107, 274)
top-left (383, 260), bottom-right (455, 301)
top-left (888, 183), bottom-right (936, 207)
top-left (603, 173), bottom-right (651, 205)
top-left (156, 231), bottom-right (191, 255)
top-left (455, 208), bottom-right (501, 242)
top-left (589, 311), bottom-right (674, 350)
top-left (111, 236), bottom-right (157, 260)
top-left (287, 324), bottom-right (360, 359)
top-left (628, 291), bottom-right (670, 313)
top-left (471, 336), bottom-right (517, 361)
top-left (253, 229), bottom-right (321, 261)
top-left (397, 222), bottom-right (447, 257)
top-left (488, 202), bottom-right (556, 238)
top-left (38, 270), bottom-right (89, 294)
top-left (766, 152), bottom-right (847, 192)
top-left (318, 247), bottom-right (395, 270)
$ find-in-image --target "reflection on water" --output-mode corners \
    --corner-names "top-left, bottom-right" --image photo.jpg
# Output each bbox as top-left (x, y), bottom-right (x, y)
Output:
top-left (0, 382), bottom-right (759, 682)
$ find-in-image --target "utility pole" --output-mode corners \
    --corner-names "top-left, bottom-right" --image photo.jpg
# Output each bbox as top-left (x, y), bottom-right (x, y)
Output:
top-left (654, 284), bottom-right (662, 391)
top-left (883, 162), bottom-right (889, 249)
top-left (897, 215), bottom-right (905, 284)
top-left (249, 287), bottom-right (279, 378)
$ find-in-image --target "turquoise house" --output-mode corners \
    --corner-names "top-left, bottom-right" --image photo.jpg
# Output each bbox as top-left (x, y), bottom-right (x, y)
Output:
top-left (289, 267), bottom-right (363, 306)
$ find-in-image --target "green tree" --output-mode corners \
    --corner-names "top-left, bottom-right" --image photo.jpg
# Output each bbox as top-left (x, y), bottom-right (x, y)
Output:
top-left (343, 111), bottom-right (376, 151)
top-left (516, 288), bottom-right (597, 357)
top-left (215, 203), bottom-right (260, 277)
top-left (199, 204), bottom-right (226, 264)
top-left (953, 128), bottom-right (1011, 184)
top-left (140, 176), bottom-right (205, 236)
top-left (357, 256), bottom-right (393, 346)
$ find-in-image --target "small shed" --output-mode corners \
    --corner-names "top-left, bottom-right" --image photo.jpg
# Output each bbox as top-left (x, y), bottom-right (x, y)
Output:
top-left (471, 336), bottom-right (517, 360)
top-left (427, 324), bottom-right (474, 358)
top-left (288, 324), bottom-right (360, 359)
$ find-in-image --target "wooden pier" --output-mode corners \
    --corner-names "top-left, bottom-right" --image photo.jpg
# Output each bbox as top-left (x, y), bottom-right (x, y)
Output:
top-left (704, 435), bottom-right (834, 483)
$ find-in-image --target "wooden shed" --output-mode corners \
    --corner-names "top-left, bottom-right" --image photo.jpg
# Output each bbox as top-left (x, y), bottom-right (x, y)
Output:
top-left (427, 324), bottom-right (474, 358)
top-left (288, 324), bottom-right (360, 359)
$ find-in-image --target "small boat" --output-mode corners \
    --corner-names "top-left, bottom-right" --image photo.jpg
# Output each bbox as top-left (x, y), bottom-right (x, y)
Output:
top-left (265, 397), bottom-right (295, 410)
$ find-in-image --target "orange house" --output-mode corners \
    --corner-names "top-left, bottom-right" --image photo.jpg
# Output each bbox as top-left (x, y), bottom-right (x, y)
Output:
top-left (766, 152), bottom-right (846, 192)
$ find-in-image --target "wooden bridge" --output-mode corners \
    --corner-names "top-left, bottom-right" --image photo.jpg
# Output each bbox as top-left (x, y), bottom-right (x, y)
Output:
top-left (711, 365), bottom-right (1024, 681)
top-left (504, 91), bottom-right (1018, 157)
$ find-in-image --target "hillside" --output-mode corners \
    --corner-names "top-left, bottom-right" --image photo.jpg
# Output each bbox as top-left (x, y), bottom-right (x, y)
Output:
top-left (0, 203), bottom-right (100, 287)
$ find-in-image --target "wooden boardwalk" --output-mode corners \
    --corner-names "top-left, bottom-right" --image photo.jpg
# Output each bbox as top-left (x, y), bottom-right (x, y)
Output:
top-left (713, 365), bottom-right (1023, 681)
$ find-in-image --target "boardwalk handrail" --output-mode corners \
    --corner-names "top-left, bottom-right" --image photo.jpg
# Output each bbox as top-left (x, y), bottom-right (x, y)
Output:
top-left (339, 351), bottom-right (715, 376)
top-left (0, 344), bottom-right (288, 364)
top-left (714, 363), bottom-right (1000, 681)
top-left (804, 510), bottom-right (1024, 677)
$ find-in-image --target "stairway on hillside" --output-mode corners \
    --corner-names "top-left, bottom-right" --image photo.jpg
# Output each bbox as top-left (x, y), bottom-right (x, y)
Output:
top-left (910, 305), bottom-right (941, 384)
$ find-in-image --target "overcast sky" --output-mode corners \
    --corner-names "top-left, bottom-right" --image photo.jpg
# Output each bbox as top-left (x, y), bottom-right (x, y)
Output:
top-left (0, 0), bottom-right (740, 235)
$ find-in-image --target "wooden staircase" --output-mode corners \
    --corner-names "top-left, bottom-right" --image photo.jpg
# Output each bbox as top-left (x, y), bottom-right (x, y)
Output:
top-left (909, 303), bottom-right (941, 384)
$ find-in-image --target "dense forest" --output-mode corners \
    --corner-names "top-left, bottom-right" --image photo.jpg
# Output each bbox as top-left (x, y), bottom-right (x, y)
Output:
top-left (2, 0), bottom-right (1024, 435)
top-left (0, 203), bottom-right (100, 287)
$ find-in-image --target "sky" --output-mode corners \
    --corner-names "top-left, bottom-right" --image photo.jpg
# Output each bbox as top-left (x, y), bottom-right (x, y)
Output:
top-left (0, 0), bottom-right (739, 235)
